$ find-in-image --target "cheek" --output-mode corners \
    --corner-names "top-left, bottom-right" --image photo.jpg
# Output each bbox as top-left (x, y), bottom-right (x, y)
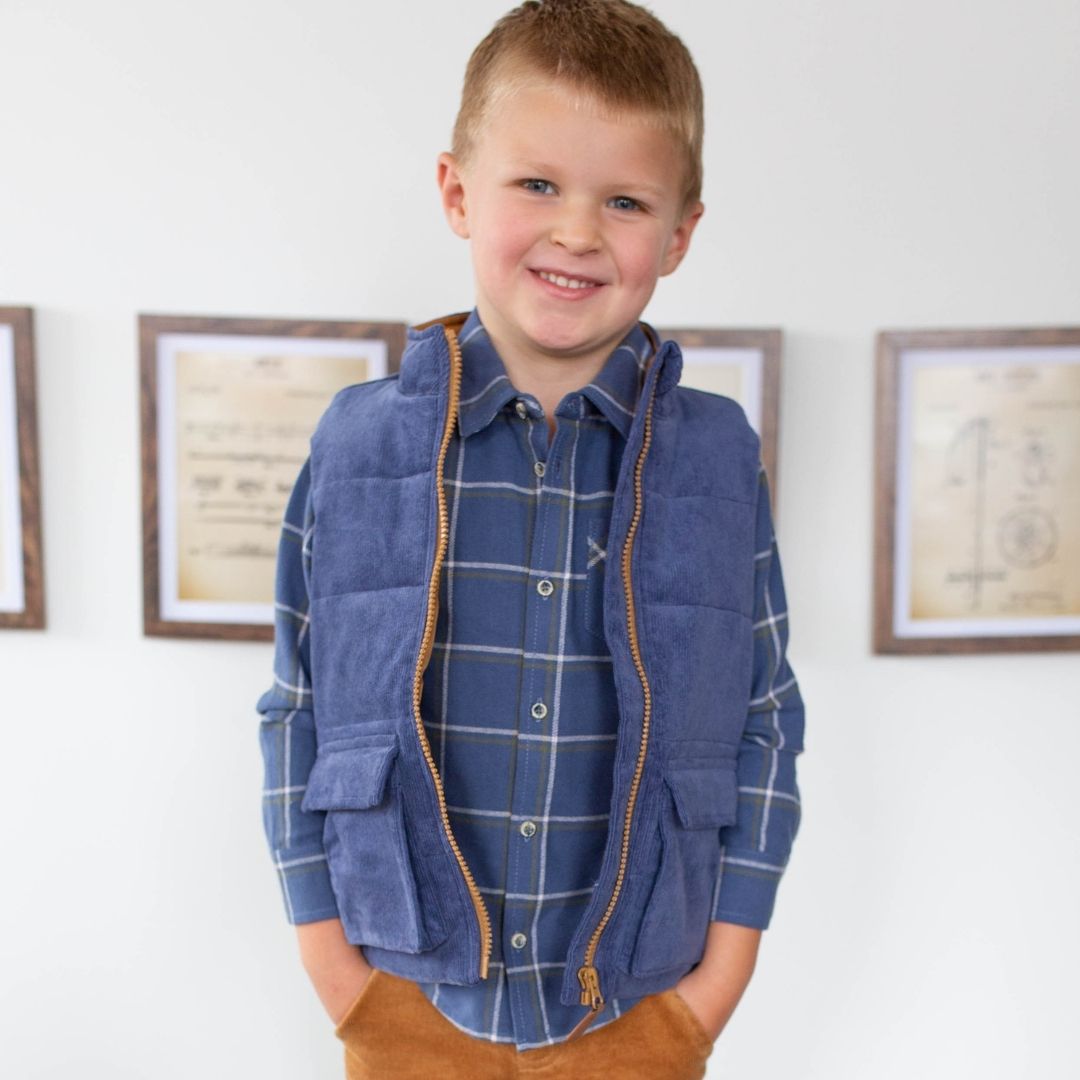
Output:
top-left (472, 216), bottom-right (533, 277)
top-left (618, 236), bottom-right (667, 290)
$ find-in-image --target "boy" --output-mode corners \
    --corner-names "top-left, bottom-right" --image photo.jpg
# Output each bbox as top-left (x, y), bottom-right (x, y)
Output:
top-left (257, 2), bottom-right (805, 1077)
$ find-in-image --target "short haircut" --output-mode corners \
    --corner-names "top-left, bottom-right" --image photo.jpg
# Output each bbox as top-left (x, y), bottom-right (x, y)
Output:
top-left (452, 0), bottom-right (704, 208)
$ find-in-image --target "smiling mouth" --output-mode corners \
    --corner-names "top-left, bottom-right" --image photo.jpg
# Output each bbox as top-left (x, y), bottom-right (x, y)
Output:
top-left (535, 269), bottom-right (602, 290)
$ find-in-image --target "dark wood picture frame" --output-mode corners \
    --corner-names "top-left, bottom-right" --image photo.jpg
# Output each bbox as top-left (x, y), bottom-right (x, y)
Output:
top-left (140, 314), bottom-right (406, 641)
top-left (874, 326), bottom-right (1080, 654)
top-left (659, 327), bottom-right (783, 514)
top-left (0, 307), bottom-right (45, 629)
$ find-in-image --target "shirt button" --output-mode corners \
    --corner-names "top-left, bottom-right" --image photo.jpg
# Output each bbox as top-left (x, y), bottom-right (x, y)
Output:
top-left (530, 701), bottom-right (548, 721)
top-left (536, 578), bottom-right (554, 597)
top-left (520, 820), bottom-right (537, 838)
top-left (515, 400), bottom-right (528, 419)
top-left (511, 932), bottom-right (528, 950)
top-left (534, 461), bottom-right (546, 478)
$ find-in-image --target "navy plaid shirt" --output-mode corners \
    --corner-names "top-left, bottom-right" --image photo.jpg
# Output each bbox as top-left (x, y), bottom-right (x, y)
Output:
top-left (259, 308), bottom-right (803, 1050)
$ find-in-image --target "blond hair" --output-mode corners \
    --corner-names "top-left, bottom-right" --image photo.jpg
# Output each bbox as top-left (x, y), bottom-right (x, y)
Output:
top-left (452, 0), bottom-right (704, 208)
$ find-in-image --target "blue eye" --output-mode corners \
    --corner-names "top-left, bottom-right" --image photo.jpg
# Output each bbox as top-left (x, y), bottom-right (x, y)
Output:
top-left (609, 195), bottom-right (641, 212)
top-left (522, 179), bottom-right (556, 194)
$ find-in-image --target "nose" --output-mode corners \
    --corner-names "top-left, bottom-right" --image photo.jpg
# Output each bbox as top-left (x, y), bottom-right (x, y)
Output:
top-left (550, 202), bottom-right (601, 256)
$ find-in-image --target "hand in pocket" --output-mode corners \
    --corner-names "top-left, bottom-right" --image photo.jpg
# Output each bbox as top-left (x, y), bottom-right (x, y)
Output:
top-left (295, 917), bottom-right (376, 1028)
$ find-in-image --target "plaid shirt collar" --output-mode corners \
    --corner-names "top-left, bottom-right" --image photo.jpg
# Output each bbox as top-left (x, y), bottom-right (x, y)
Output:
top-left (455, 308), bottom-right (653, 441)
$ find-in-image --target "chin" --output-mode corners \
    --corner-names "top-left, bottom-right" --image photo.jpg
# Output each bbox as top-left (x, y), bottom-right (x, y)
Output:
top-left (521, 316), bottom-right (607, 354)
top-left (526, 330), bottom-right (599, 358)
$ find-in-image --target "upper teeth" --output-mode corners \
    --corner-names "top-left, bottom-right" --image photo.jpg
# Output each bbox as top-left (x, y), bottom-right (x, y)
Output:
top-left (539, 271), bottom-right (595, 290)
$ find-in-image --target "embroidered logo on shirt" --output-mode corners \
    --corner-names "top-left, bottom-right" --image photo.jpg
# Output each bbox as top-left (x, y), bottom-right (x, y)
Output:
top-left (587, 536), bottom-right (607, 569)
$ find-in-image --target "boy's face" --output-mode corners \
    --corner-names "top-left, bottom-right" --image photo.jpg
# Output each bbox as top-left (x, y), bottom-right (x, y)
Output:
top-left (438, 78), bottom-right (703, 375)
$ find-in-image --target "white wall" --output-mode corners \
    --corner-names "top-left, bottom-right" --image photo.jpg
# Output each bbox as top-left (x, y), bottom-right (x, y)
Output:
top-left (2, 1), bottom-right (1078, 1076)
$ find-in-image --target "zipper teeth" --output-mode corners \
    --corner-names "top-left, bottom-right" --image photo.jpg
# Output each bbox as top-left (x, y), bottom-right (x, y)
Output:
top-left (579, 384), bottom-right (657, 998)
top-left (410, 325), bottom-right (492, 980)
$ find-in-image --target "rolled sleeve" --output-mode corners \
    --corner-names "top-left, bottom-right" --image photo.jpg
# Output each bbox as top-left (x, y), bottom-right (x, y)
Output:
top-left (712, 464), bottom-right (805, 930)
top-left (256, 458), bottom-right (339, 924)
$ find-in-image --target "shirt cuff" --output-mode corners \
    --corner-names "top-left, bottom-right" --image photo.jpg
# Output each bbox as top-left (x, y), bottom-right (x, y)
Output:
top-left (710, 845), bottom-right (788, 930)
top-left (273, 850), bottom-right (340, 925)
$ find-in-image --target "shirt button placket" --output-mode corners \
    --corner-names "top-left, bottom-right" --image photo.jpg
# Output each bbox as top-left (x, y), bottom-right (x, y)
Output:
top-left (506, 410), bottom-right (564, 1042)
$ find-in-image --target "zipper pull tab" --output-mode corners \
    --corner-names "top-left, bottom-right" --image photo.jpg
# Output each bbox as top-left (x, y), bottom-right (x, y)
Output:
top-left (577, 964), bottom-right (604, 1010)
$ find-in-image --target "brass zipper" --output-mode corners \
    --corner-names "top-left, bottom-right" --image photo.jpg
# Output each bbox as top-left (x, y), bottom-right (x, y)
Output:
top-left (409, 324), bottom-right (492, 981)
top-left (574, 379), bottom-right (658, 1021)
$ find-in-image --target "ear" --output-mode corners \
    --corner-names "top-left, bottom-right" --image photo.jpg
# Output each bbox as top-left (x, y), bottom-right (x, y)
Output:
top-left (659, 200), bottom-right (704, 277)
top-left (437, 151), bottom-right (471, 240)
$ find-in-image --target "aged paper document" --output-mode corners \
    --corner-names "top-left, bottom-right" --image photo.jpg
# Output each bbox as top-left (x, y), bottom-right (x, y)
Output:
top-left (174, 349), bottom-right (373, 605)
top-left (904, 354), bottom-right (1080, 625)
top-left (676, 347), bottom-right (763, 434)
top-left (680, 352), bottom-right (744, 400)
top-left (155, 335), bottom-right (389, 623)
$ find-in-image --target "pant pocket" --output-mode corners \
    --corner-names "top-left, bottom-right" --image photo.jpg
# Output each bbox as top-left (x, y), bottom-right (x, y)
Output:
top-left (658, 988), bottom-right (715, 1056)
top-left (334, 968), bottom-right (383, 1042)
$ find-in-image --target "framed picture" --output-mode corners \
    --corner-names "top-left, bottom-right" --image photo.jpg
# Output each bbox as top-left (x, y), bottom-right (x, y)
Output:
top-left (140, 314), bottom-right (406, 640)
top-left (874, 327), bottom-right (1080, 654)
top-left (659, 327), bottom-right (782, 509)
top-left (0, 307), bottom-right (45, 629)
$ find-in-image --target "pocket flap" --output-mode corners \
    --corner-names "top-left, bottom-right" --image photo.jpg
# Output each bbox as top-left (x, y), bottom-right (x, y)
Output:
top-left (663, 762), bottom-right (739, 829)
top-left (301, 733), bottom-right (398, 812)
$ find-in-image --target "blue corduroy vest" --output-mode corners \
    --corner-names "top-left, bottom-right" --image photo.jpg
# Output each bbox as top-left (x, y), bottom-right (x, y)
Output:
top-left (299, 315), bottom-right (761, 1018)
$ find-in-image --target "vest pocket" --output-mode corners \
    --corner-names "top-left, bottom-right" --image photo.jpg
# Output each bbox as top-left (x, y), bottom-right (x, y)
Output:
top-left (626, 761), bottom-right (738, 977)
top-left (301, 733), bottom-right (448, 954)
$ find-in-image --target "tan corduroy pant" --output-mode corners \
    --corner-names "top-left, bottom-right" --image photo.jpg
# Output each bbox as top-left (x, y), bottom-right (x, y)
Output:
top-left (336, 968), bottom-right (714, 1079)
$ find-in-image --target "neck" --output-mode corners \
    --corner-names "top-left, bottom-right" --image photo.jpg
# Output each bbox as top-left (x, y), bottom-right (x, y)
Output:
top-left (477, 318), bottom-right (632, 421)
